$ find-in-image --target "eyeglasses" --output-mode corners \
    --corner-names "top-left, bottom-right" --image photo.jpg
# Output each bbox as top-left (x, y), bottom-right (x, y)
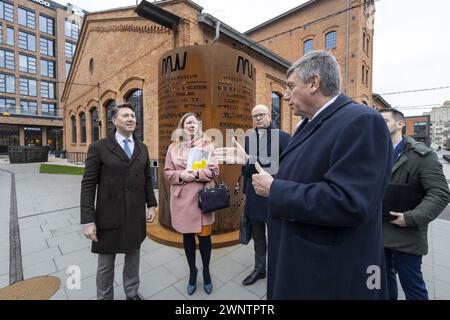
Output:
top-left (252, 113), bottom-right (268, 119)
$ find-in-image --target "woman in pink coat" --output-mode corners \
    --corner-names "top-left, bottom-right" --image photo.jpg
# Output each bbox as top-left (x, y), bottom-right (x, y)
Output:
top-left (164, 112), bottom-right (219, 295)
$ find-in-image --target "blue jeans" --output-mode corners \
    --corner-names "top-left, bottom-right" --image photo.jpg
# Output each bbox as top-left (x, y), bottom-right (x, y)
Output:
top-left (384, 248), bottom-right (429, 300)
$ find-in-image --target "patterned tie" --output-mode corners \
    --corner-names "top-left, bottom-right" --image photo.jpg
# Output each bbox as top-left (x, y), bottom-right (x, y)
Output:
top-left (123, 138), bottom-right (132, 159)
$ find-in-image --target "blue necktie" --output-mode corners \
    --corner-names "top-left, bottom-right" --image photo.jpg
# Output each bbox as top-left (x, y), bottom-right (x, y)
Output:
top-left (123, 139), bottom-right (132, 159)
top-left (393, 141), bottom-right (404, 162)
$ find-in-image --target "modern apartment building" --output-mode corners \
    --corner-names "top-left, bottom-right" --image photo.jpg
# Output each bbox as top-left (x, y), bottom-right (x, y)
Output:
top-left (0, 0), bottom-right (85, 154)
top-left (430, 101), bottom-right (450, 149)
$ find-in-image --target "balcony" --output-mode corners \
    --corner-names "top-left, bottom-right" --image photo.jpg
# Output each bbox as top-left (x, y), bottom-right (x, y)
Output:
top-left (0, 106), bottom-right (62, 118)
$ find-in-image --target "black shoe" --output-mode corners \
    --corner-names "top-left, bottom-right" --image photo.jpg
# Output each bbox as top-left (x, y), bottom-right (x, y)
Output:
top-left (126, 293), bottom-right (143, 300)
top-left (242, 270), bottom-right (266, 286)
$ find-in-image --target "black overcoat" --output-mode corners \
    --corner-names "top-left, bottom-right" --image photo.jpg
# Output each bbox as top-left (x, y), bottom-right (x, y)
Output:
top-left (80, 130), bottom-right (157, 254)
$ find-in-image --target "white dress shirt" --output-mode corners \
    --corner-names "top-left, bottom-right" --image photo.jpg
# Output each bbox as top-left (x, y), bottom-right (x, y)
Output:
top-left (296, 95), bottom-right (340, 128)
top-left (311, 95), bottom-right (339, 120)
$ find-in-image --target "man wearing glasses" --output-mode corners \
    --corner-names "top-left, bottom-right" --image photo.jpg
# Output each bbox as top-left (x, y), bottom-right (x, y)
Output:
top-left (252, 50), bottom-right (393, 299)
top-left (240, 105), bottom-right (290, 289)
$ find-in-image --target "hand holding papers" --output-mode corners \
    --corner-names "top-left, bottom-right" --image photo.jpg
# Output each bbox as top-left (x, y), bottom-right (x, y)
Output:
top-left (187, 148), bottom-right (211, 171)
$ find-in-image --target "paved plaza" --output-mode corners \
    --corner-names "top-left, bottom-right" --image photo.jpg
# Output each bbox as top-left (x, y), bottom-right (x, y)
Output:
top-left (1, 153), bottom-right (450, 300)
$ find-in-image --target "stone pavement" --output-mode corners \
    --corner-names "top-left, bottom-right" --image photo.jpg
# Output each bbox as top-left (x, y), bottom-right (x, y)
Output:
top-left (0, 156), bottom-right (450, 300)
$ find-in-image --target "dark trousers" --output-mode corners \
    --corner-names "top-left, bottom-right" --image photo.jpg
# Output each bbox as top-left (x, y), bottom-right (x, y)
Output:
top-left (251, 220), bottom-right (267, 273)
top-left (96, 249), bottom-right (140, 300)
top-left (384, 248), bottom-right (429, 300)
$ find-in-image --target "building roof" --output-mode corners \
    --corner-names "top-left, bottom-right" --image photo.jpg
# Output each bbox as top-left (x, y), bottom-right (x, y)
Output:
top-left (372, 93), bottom-right (391, 109)
top-left (197, 13), bottom-right (291, 69)
top-left (244, 0), bottom-right (318, 35)
top-left (33, 0), bottom-right (66, 10)
top-left (136, 1), bottom-right (180, 28)
top-left (155, 0), bottom-right (204, 12)
top-left (62, 0), bottom-right (291, 101)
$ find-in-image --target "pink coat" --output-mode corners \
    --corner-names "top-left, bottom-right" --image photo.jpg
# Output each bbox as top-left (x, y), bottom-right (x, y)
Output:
top-left (164, 138), bottom-right (219, 234)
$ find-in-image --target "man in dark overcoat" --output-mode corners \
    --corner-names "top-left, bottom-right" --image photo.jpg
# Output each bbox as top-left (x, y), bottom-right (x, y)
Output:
top-left (241, 105), bottom-right (290, 289)
top-left (252, 50), bottom-right (393, 299)
top-left (81, 102), bottom-right (157, 300)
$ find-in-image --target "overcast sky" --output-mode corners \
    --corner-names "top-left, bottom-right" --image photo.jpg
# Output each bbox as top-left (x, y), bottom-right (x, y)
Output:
top-left (56, 0), bottom-right (450, 116)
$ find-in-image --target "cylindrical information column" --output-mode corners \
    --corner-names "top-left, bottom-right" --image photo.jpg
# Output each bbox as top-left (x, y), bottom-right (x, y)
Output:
top-left (158, 44), bottom-right (256, 234)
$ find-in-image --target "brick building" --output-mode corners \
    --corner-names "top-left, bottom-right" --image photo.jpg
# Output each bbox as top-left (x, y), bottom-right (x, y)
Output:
top-left (61, 0), bottom-right (295, 161)
top-left (404, 115), bottom-right (431, 147)
top-left (0, 0), bottom-right (85, 154)
top-left (372, 92), bottom-right (390, 111)
top-left (246, 0), bottom-right (375, 105)
top-left (62, 0), bottom-right (377, 160)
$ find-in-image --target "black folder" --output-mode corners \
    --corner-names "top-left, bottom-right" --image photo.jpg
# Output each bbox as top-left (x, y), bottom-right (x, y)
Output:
top-left (382, 183), bottom-right (425, 214)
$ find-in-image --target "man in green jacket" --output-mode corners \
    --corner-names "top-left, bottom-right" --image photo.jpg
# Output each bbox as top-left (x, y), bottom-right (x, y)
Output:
top-left (380, 108), bottom-right (450, 300)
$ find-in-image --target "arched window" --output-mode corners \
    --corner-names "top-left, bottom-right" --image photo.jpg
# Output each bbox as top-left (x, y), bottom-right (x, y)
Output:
top-left (366, 35), bottom-right (370, 56)
top-left (362, 65), bottom-right (365, 84)
top-left (325, 31), bottom-right (337, 50)
top-left (271, 92), bottom-right (282, 129)
top-left (303, 39), bottom-right (313, 54)
top-left (80, 112), bottom-right (86, 144)
top-left (125, 89), bottom-right (143, 141)
top-left (90, 107), bottom-right (99, 142)
top-left (366, 69), bottom-right (369, 87)
top-left (363, 33), bottom-right (366, 52)
top-left (71, 115), bottom-right (76, 143)
top-left (104, 100), bottom-right (116, 134)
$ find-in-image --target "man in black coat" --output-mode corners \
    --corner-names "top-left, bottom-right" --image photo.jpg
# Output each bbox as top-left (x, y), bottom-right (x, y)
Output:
top-left (81, 103), bottom-right (157, 300)
top-left (252, 50), bottom-right (393, 299)
top-left (241, 105), bottom-right (290, 288)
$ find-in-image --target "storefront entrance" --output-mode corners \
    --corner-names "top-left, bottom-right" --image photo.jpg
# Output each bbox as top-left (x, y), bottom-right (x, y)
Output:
top-left (0, 124), bottom-right (19, 154)
top-left (24, 126), bottom-right (42, 146)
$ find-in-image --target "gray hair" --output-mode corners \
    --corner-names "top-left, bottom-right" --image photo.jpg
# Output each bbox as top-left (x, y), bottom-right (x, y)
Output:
top-left (287, 50), bottom-right (341, 97)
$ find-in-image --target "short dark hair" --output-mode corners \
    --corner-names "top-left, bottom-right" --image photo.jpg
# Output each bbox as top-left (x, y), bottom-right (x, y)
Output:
top-left (111, 102), bottom-right (135, 118)
top-left (379, 108), bottom-right (405, 122)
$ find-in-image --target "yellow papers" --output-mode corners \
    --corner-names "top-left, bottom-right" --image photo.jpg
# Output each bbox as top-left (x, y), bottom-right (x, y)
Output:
top-left (187, 148), bottom-right (211, 171)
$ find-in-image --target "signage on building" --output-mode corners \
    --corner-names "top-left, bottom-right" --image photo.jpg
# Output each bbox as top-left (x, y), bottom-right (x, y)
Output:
top-left (66, 3), bottom-right (85, 17)
top-left (30, 0), bottom-right (52, 8)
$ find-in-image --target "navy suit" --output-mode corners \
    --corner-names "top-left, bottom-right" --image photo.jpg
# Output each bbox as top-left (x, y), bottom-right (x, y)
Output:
top-left (268, 95), bottom-right (393, 299)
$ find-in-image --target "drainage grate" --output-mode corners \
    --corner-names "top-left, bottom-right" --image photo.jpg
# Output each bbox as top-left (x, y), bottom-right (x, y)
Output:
top-left (0, 276), bottom-right (61, 300)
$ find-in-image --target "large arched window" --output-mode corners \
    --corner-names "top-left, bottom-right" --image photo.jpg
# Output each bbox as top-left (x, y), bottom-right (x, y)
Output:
top-left (125, 89), bottom-right (143, 141)
top-left (80, 112), bottom-right (86, 144)
top-left (71, 115), bottom-right (76, 143)
top-left (90, 107), bottom-right (99, 142)
top-left (104, 100), bottom-right (116, 134)
top-left (271, 92), bottom-right (282, 129)
top-left (325, 31), bottom-right (337, 50)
